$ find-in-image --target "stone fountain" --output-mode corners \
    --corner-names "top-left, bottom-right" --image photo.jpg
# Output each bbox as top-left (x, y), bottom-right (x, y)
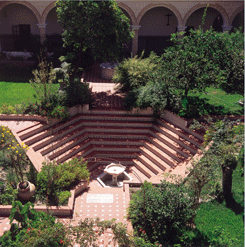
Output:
top-left (97, 163), bottom-right (133, 187)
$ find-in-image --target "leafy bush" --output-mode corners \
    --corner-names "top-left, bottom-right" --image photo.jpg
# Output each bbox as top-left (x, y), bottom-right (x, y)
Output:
top-left (56, 190), bottom-right (71, 205)
top-left (0, 201), bottom-right (70, 247)
top-left (0, 183), bottom-right (18, 205)
top-left (113, 52), bottom-right (164, 93)
top-left (65, 77), bottom-right (92, 107)
top-left (128, 180), bottom-right (195, 245)
top-left (30, 55), bottom-right (57, 105)
top-left (37, 158), bottom-right (89, 205)
top-left (135, 69), bottom-right (182, 115)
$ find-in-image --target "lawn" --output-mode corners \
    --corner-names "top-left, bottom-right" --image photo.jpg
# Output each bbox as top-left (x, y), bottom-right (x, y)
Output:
top-left (0, 82), bottom-right (37, 106)
top-left (195, 166), bottom-right (244, 246)
top-left (188, 87), bottom-right (244, 116)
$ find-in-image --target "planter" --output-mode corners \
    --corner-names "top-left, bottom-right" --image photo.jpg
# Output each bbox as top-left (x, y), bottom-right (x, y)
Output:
top-left (17, 181), bottom-right (36, 201)
top-left (100, 62), bottom-right (119, 80)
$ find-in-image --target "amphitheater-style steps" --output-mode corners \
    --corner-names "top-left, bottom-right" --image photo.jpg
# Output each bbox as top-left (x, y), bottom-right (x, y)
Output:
top-left (17, 112), bottom-right (203, 180)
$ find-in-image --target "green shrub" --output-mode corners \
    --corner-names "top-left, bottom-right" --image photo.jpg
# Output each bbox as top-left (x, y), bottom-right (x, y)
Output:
top-left (56, 190), bottom-right (71, 205)
top-left (65, 78), bottom-right (92, 107)
top-left (128, 180), bottom-right (195, 245)
top-left (0, 183), bottom-right (18, 205)
top-left (37, 158), bottom-right (89, 205)
top-left (113, 52), bottom-right (164, 93)
top-left (0, 104), bottom-right (17, 114)
top-left (0, 201), bottom-right (70, 247)
top-left (55, 157), bottom-right (90, 189)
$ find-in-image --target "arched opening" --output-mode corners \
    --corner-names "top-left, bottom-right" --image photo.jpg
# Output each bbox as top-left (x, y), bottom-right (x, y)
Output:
top-left (45, 7), bottom-right (63, 53)
top-left (138, 7), bottom-right (178, 56)
top-left (0, 3), bottom-right (40, 51)
top-left (186, 7), bottom-right (223, 32)
top-left (212, 14), bottom-right (223, 32)
top-left (231, 10), bottom-right (244, 32)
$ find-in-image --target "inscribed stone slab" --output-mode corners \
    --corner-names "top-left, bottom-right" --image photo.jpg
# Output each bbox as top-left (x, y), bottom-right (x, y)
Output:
top-left (86, 194), bottom-right (113, 203)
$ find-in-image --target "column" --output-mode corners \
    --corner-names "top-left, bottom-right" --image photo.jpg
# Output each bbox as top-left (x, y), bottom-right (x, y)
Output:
top-left (37, 23), bottom-right (47, 45)
top-left (131, 25), bottom-right (141, 57)
top-left (222, 25), bottom-right (233, 33)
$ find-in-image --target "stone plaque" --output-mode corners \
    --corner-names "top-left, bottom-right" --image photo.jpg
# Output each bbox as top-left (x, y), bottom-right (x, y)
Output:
top-left (86, 194), bottom-right (113, 203)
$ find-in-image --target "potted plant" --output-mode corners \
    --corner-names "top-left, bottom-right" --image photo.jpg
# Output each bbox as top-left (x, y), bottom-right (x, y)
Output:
top-left (8, 141), bottom-right (35, 201)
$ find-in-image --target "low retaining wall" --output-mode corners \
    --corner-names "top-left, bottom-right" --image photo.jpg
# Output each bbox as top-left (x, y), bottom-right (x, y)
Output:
top-left (161, 110), bottom-right (204, 141)
top-left (0, 181), bottom-right (88, 217)
top-left (0, 114), bottom-right (48, 123)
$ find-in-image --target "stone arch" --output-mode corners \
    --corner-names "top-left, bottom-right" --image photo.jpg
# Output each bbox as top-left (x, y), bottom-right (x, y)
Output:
top-left (41, 1), bottom-right (56, 24)
top-left (117, 2), bottom-right (137, 26)
top-left (137, 3), bottom-right (183, 26)
top-left (230, 5), bottom-right (244, 26)
top-left (183, 4), bottom-right (229, 27)
top-left (0, 1), bottom-right (41, 23)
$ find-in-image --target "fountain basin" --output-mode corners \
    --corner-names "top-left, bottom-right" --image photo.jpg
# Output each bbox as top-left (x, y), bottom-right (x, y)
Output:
top-left (97, 163), bottom-right (133, 187)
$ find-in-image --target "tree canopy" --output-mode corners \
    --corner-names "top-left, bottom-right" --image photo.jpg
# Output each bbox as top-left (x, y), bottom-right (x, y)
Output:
top-left (163, 28), bottom-right (244, 97)
top-left (56, 0), bottom-right (134, 80)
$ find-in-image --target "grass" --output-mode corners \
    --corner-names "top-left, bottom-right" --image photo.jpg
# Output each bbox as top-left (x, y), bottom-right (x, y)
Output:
top-left (188, 87), bottom-right (244, 116)
top-left (0, 82), bottom-right (37, 106)
top-left (195, 166), bottom-right (244, 246)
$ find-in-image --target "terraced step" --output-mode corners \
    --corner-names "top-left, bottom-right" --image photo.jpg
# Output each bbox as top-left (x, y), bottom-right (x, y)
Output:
top-left (145, 139), bottom-right (182, 163)
top-left (136, 156), bottom-right (159, 176)
top-left (143, 143), bottom-right (176, 168)
top-left (157, 119), bottom-right (202, 148)
top-left (18, 112), bottom-right (203, 180)
top-left (132, 159), bottom-right (155, 178)
top-left (153, 125), bottom-right (197, 155)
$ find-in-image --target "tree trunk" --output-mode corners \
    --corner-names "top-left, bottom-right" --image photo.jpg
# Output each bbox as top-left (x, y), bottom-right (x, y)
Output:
top-left (222, 166), bottom-right (233, 201)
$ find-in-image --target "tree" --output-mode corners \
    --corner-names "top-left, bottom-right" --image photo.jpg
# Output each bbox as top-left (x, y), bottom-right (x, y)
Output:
top-left (190, 119), bottom-right (244, 204)
top-left (56, 0), bottom-right (134, 82)
top-left (163, 27), bottom-right (244, 97)
top-left (127, 180), bottom-right (195, 245)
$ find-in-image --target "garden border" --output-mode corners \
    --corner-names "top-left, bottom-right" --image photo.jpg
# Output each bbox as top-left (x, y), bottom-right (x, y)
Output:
top-left (0, 180), bottom-right (88, 217)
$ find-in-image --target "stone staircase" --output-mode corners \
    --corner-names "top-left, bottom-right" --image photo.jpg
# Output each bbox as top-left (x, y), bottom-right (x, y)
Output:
top-left (17, 112), bottom-right (203, 180)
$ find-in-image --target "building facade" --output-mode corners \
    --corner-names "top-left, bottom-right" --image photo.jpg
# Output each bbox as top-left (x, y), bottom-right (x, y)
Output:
top-left (0, 0), bottom-right (243, 56)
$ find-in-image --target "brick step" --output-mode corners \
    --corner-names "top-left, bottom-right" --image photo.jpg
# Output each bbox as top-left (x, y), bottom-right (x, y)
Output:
top-left (150, 132), bottom-right (190, 159)
top-left (16, 122), bottom-right (43, 135)
top-left (77, 115), bottom-right (154, 123)
top-left (143, 143), bottom-right (176, 169)
top-left (54, 141), bottom-right (92, 164)
top-left (145, 139), bottom-right (182, 163)
top-left (57, 146), bottom-right (140, 164)
top-left (131, 166), bottom-right (150, 182)
top-left (80, 147), bottom-right (140, 160)
top-left (154, 126), bottom-right (196, 154)
top-left (19, 118), bottom-right (63, 140)
top-left (41, 133), bottom-right (147, 156)
top-left (138, 151), bottom-right (166, 174)
top-left (157, 119), bottom-right (202, 147)
top-left (48, 136), bottom-right (91, 161)
top-left (86, 153), bottom-right (137, 160)
top-left (49, 139), bottom-right (142, 161)
top-left (133, 159), bottom-right (156, 178)
top-left (31, 120), bottom-right (153, 151)
top-left (154, 127), bottom-right (197, 155)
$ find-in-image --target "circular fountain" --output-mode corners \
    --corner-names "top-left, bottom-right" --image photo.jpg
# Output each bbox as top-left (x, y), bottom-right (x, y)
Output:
top-left (104, 163), bottom-right (126, 186)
